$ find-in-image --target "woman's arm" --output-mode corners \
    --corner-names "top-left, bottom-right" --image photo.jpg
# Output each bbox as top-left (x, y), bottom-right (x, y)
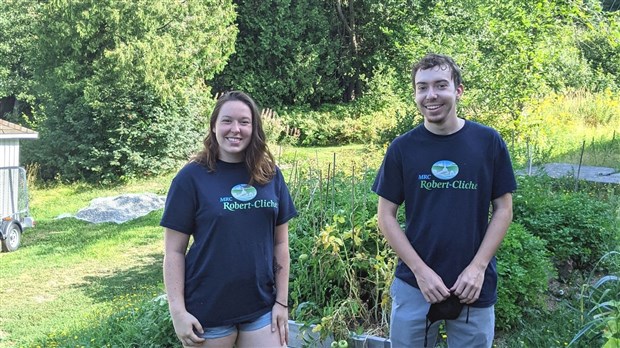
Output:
top-left (271, 223), bottom-right (290, 346)
top-left (163, 228), bottom-right (205, 346)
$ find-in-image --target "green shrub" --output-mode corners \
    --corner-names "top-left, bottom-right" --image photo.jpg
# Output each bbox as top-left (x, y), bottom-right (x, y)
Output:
top-left (513, 175), bottom-right (619, 271)
top-left (278, 101), bottom-right (399, 147)
top-left (376, 109), bottom-right (421, 146)
top-left (277, 68), bottom-right (409, 147)
top-left (496, 223), bottom-right (555, 331)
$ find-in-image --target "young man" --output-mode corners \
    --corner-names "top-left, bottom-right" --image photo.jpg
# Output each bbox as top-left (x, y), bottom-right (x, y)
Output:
top-left (372, 54), bottom-right (517, 347)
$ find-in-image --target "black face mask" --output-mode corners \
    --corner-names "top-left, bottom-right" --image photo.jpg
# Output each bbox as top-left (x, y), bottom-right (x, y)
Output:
top-left (424, 295), bottom-right (467, 347)
top-left (427, 294), bottom-right (464, 323)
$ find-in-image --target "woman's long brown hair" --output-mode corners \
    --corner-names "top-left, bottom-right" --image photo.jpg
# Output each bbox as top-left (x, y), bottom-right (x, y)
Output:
top-left (191, 91), bottom-right (276, 185)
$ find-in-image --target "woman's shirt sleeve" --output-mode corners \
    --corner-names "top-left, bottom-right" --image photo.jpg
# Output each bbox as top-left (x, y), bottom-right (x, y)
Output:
top-left (160, 169), bottom-right (197, 235)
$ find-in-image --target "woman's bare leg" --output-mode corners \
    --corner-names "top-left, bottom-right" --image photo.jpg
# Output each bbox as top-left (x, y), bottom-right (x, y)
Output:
top-left (236, 325), bottom-right (286, 348)
top-left (185, 331), bottom-right (237, 348)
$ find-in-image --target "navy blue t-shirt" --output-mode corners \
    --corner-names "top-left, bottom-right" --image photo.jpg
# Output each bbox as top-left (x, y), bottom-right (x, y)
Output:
top-left (372, 120), bottom-right (517, 307)
top-left (160, 160), bottom-right (297, 327)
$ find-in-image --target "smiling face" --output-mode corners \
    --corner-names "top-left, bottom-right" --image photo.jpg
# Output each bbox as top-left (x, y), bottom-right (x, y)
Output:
top-left (213, 100), bottom-right (253, 163)
top-left (414, 65), bottom-right (463, 132)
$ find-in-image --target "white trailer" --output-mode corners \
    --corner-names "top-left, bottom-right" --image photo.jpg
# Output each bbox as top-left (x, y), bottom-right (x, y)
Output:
top-left (0, 119), bottom-right (38, 251)
top-left (0, 166), bottom-right (34, 251)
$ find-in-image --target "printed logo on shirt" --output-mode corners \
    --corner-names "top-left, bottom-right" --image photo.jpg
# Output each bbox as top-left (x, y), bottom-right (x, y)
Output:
top-left (219, 183), bottom-right (279, 211)
top-left (231, 184), bottom-right (257, 201)
top-left (417, 160), bottom-right (478, 191)
top-left (431, 160), bottom-right (459, 180)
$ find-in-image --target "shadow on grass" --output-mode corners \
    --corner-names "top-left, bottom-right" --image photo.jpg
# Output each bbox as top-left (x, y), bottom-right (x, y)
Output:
top-left (75, 251), bottom-right (164, 302)
top-left (33, 260), bottom-right (177, 348)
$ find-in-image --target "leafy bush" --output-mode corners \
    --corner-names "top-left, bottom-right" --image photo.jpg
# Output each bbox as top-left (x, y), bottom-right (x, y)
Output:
top-left (513, 175), bottom-right (619, 272)
top-left (277, 67), bottom-right (409, 147)
top-left (376, 109), bottom-right (421, 146)
top-left (496, 223), bottom-right (555, 331)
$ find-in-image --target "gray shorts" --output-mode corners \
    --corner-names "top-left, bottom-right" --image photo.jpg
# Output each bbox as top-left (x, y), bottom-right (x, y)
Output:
top-left (389, 277), bottom-right (495, 348)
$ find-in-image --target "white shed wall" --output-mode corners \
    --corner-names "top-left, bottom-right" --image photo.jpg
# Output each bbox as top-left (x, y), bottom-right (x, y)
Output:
top-left (0, 139), bottom-right (20, 167)
top-left (0, 167), bottom-right (22, 218)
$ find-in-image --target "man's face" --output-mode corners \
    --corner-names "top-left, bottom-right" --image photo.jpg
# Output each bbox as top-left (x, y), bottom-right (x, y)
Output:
top-left (414, 65), bottom-right (463, 125)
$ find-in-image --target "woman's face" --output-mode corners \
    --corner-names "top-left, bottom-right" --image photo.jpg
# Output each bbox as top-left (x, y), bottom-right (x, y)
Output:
top-left (213, 100), bottom-right (253, 163)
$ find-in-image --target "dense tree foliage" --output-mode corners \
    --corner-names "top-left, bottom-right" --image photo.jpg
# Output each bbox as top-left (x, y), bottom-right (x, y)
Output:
top-left (210, 0), bottom-right (341, 107)
top-left (578, 10), bottom-right (620, 88)
top-left (1, 0), bottom-right (619, 181)
top-left (212, 0), bottom-right (620, 144)
top-left (6, 0), bottom-right (237, 182)
top-left (0, 0), bottom-right (38, 121)
top-left (210, 0), bottom-right (412, 107)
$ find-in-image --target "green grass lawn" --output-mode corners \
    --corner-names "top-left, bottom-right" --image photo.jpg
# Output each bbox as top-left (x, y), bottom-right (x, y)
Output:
top-left (0, 178), bottom-right (170, 347)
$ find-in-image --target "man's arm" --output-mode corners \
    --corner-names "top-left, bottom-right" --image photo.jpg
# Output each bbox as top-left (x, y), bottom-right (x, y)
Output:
top-left (377, 197), bottom-right (451, 303)
top-left (451, 192), bottom-right (513, 304)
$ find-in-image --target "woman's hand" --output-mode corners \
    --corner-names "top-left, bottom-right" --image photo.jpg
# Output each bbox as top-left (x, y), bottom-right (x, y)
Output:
top-left (271, 302), bottom-right (289, 346)
top-left (171, 310), bottom-right (205, 347)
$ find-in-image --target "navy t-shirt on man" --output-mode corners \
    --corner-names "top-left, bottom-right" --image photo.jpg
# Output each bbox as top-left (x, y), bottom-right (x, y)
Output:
top-left (372, 120), bottom-right (517, 307)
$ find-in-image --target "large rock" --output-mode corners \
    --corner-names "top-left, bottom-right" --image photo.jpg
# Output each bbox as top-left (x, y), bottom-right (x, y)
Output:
top-left (68, 193), bottom-right (166, 224)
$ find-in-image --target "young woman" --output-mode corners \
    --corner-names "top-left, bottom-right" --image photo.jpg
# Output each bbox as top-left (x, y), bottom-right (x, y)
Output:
top-left (161, 91), bottom-right (297, 348)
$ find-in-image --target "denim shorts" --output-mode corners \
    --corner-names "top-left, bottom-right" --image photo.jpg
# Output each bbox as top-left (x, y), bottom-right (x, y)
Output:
top-left (198, 311), bottom-right (272, 339)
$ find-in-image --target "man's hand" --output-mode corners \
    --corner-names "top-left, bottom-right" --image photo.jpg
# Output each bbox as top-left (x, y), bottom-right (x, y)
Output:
top-left (450, 263), bottom-right (485, 304)
top-left (415, 266), bottom-right (451, 303)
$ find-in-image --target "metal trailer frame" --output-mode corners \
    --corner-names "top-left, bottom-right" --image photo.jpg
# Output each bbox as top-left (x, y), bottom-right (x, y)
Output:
top-left (0, 166), bottom-right (35, 252)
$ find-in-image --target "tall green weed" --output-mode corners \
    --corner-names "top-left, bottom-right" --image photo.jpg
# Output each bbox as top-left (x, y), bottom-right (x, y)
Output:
top-left (509, 89), bottom-right (620, 168)
top-left (569, 251), bottom-right (620, 348)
